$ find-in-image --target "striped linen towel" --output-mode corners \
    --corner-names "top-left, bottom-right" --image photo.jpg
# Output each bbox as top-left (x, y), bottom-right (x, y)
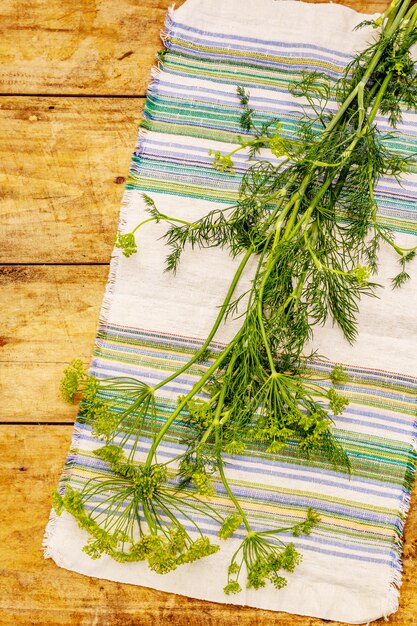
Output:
top-left (44, 1), bottom-right (417, 622)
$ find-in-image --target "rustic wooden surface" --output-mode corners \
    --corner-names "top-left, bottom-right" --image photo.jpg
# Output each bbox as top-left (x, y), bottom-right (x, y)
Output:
top-left (0, 0), bottom-right (183, 96)
top-left (1, 0), bottom-right (416, 624)
top-left (0, 98), bottom-right (143, 263)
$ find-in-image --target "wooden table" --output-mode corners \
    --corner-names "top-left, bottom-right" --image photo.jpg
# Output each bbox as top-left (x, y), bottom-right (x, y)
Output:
top-left (1, 1), bottom-right (416, 624)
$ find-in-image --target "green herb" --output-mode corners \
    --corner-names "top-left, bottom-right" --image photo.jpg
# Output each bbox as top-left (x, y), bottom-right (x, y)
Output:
top-left (56, 0), bottom-right (417, 593)
top-left (223, 508), bottom-right (320, 594)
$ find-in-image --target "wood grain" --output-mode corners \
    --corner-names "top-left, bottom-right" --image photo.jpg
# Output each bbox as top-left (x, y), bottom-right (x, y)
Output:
top-left (0, 265), bottom-right (107, 423)
top-left (0, 425), bottom-right (416, 626)
top-left (0, 0), bottom-right (184, 96)
top-left (0, 97), bottom-right (143, 263)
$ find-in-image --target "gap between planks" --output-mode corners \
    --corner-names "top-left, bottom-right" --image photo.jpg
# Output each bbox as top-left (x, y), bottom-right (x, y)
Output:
top-left (0, 262), bottom-right (110, 266)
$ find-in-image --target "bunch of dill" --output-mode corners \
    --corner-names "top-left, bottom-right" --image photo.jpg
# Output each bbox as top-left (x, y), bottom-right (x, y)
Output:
top-left (56, 0), bottom-right (417, 595)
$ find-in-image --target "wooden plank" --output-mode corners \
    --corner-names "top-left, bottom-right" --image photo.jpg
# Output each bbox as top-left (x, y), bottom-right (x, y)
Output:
top-left (0, 96), bottom-right (143, 264)
top-left (0, 265), bottom-right (107, 422)
top-left (0, 363), bottom-right (83, 423)
top-left (0, 425), bottom-right (416, 626)
top-left (0, 265), bottom-right (107, 362)
top-left (0, 0), bottom-right (389, 97)
top-left (0, 0), bottom-right (185, 96)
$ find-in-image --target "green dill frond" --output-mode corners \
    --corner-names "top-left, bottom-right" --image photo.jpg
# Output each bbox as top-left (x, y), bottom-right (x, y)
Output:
top-left (392, 249), bottom-right (416, 288)
top-left (196, 347), bottom-right (213, 362)
top-left (142, 193), bottom-right (156, 209)
top-left (156, 49), bottom-right (168, 63)
top-left (142, 193), bottom-right (166, 222)
top-left (240, 108), bottom-right (255, 132)
top-left (178, 443), bottom-right (218, 491)
top-left (353, 18), bottom-right (380, 30)
top-left (236, 86), bottom-right (255, 132)
top-left (237, 86), bottom-right (250, 106)
top-left (224, 506), bottom-right (319, 593)
top-left (392, 270), bottom-right (411, 288)
top-left (403, 250), bottom-right (416, 264)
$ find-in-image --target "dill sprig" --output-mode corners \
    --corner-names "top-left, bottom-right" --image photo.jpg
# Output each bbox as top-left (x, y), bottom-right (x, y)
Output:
top-left (222, 508), bottom-right (320, 594)
top-left (57, 0), bottom-right (417, 592)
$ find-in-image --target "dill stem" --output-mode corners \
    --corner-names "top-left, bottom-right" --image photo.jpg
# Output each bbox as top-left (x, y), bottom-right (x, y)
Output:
top-left (142, 501), bottom-right (157, 534)
top-left (368, 73), bottom-right (393, 123)
top-left (131, 216), bottom-right (157, 234)
top-left (215, 427), bottom-right (251, 533)
top-left (144, 329), bottom-right (242, 469)
top-left (271, 200), bottom-right (296, 247)
top-left (404, 4), bottom-right (417, 35)
top-left (151, 247), bottom-right (253, 394)
top-left (213, 353), bottom-right (238, 424)
top-left (356, 82), bottom-right (365, 135)
top-left (324, 0), bottom-right (412, 136)
top-left (251, 185), bottom-right (305, 372)
top-left (256, 258), bottom-right (279, 374)
top-left (228, 138), bottom-right (265, 157)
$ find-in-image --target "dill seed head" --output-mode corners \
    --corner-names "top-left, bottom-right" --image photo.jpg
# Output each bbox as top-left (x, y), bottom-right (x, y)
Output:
top-left (218, 512), bottom-right (243, 539)
top-left (60, 359), bottom-right (85, 403)
top-left (115, 232), bottom-right (137, 257)
top-left (224, 581), bottom-right (242, 595)
top-left (330, 364), bottom-right (348, 385)
top-left (223, 439), bottom-right (246, 455)
top-left (191, 471), bottom-right (215, 497)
